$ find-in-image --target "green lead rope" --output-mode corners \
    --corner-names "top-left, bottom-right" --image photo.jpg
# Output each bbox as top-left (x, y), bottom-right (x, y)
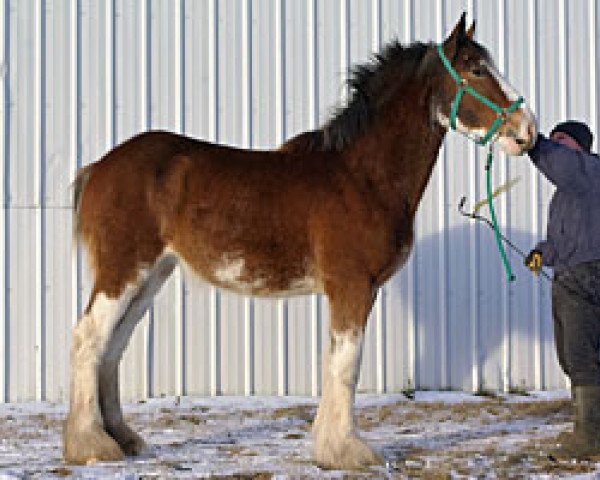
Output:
top-left (485, 146), bottom-right (515, 281)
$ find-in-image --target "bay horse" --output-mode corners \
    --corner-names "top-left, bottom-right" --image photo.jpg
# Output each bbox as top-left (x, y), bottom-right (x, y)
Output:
top-left (64, 14), bottom-right (536, 469)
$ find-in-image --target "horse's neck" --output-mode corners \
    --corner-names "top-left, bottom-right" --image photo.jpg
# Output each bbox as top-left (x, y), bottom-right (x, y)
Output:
top-left (343, 101), bottom-right (445, 219)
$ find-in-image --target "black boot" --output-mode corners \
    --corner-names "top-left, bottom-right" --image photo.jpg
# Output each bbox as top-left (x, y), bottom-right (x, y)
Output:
top-left (552, 385), bottom-right (600, 460)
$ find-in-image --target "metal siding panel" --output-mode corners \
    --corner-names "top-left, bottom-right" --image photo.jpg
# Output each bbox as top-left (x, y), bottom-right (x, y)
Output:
top-left (253, 299), bottom-right (278, 395)
top-left (317, 0), bottom-right (343, 125)
top-left (282, 0), bottom-right (315, 396)
top-left (76, 2), bottom-right (109, 357)
top-left (219, 293), bottom-right (245, 395)
top-left (79, 1), bottom-right (110, 165)
top-left (252, 0), bottom-right (277, 149)
top-left (507, 0), bottom-right (536, 391)
top-left (411, 0), bottom-right (442, 390)
top-left (247, 1), bottom-right (279, 396)
top-left (567, 1), bottom-right (591, 120)
top-left (45, 1), bottom-right (73, 209)
top-left (443, 0), bottom-right (479, 394)
top-left (9, 209), bottom-right (37, 400)
top-left (44, 208), bottom-right (72, 401)
top-left (147, 0), bottom-right (185, 399)
top-left (3, 0), bottom-right (596, 400)
top-left (216, 0), bottom-right (247, 395)
top-left (114, 0), bottom-right (147, 402)
top-left (8, 1), bottom-right (36, 208)
top-left (182, 0), bottom-right (212, 396)
top-left (184, 282), bottom-right (212, 396)
top-left (0, 0), bottom-right (8, 402)
top-left (383, 0), bottom-right (416, 395)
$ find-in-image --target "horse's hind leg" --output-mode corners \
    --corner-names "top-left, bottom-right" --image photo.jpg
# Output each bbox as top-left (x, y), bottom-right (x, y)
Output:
top-left (98, 254), bottom-right (177, 456)
top-left (64, 283), bottom-right (140, 464)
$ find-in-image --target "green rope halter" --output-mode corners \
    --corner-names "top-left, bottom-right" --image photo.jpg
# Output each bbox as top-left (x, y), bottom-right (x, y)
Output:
top-left (437, 44), bottom-right (522, 281)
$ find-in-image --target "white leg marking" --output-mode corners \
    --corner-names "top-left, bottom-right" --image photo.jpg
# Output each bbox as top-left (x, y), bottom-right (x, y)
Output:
top-left (69, 286), bottom-right (138, 426)
top-left (313, 331), bottom-right (382, 469)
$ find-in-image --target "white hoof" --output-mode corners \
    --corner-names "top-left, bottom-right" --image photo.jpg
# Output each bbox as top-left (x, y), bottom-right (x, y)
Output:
top-left (314, 430), bottom-right (383, 470)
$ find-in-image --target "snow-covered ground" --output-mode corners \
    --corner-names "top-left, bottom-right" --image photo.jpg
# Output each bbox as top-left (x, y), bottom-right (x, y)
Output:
top-left (1, 390), bottom-right (600, 479)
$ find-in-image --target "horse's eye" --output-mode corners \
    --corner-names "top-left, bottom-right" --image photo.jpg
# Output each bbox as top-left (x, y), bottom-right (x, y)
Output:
top-left (471, 67), bottom-right (486, 77)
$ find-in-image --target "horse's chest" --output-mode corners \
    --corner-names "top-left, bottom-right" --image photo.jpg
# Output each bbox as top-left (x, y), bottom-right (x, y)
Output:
top-left (372, 223), bottom-right (414, 284)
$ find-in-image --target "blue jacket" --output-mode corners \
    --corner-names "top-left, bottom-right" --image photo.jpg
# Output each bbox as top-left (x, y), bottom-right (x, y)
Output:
top-left (528, 134), bottom-right (600, 272)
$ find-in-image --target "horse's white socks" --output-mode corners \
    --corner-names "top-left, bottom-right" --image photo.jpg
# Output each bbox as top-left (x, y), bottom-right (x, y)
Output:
top-left (313, 330), bottom-right (365, 463)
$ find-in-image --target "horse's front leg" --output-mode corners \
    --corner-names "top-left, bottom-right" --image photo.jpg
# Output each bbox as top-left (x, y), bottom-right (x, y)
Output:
top-left (313, 282), bottom-right (383, 469)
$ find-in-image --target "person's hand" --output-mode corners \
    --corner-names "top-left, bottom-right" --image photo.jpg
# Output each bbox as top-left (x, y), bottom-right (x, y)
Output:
top-left (525, 249), bottom-right (543, 275)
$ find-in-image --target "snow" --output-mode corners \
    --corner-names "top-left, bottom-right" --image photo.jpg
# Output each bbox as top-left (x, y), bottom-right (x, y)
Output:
top-left (0, 391), bottom-right (599, 479)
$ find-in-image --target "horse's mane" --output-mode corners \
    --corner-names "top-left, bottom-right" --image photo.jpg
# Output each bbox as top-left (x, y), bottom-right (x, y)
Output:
top-left (281, 40), bottom-right (433, 153)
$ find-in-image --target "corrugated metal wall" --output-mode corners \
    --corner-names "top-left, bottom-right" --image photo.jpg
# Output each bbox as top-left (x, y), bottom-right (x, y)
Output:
top-left (1, 0), bottom-right (597, 402)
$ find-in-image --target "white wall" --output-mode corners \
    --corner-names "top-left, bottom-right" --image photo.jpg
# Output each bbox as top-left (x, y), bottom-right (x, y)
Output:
top-left (2, 0), bottom-right (596, 402)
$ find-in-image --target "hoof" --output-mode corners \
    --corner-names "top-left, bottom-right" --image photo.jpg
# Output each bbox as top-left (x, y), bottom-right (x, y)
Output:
top-left (549, 432), bottom-right (600, 461)
top-left (63, 416), bottom-right (124, 465)
top-left (314, 432), bottom-right (384, 470)
top-left (106, 422), bottom-right (147, 456)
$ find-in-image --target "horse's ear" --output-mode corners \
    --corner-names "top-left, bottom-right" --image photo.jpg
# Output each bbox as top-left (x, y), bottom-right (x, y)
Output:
top-left (443, 12), bottom-right (467, 58)
top-left (466, 20), bottom-right (475, 40)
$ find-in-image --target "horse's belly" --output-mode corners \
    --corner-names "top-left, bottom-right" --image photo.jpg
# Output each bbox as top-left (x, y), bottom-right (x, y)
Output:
top-left (185, 252), bottom-right (319, 297)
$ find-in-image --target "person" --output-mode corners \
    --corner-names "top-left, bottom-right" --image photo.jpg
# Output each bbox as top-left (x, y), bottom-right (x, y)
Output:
top-left (525, 120), bottom-right (600, 459)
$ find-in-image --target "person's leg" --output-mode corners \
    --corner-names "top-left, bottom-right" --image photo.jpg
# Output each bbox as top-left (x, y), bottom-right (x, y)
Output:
top-left (552, 279), bottom-right (569, 378)
top-left (551, 263), bottom-right (600, 459)
top-left (556, 264), bottom-right (600, 388)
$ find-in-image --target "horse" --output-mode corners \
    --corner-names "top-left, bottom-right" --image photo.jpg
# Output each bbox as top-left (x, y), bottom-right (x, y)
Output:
top-left (64, 14), bottom-right (536, 469)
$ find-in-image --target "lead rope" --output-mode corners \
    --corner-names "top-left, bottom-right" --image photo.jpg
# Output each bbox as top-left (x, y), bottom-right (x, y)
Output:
top-left (485, 145), bottom-right (515, 281)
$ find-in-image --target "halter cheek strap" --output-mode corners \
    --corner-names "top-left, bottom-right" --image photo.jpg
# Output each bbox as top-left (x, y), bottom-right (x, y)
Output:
top-left (437, 44), bottom-right (521, 282)
top-left (437, 44), bottom-right (523, 145)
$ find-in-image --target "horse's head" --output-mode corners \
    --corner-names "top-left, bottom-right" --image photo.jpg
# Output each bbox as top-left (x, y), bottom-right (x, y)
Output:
top-left (435, 13), bottom-right (536, 155)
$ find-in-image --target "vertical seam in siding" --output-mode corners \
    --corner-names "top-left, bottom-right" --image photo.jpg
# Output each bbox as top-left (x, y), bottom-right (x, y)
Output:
top-left (340, 0), bottom-right (349, 102)
top-left (70, 0), bottom-right (81, 338)
top-left (403, 0), bottom-right (416, 390)
top-left (276, 0), bottom-right (288, 396)
top-left (35, 0), bottom-right (47, 402)
top-left (467, 0), bottom-right (480, 393)
top-left (559, 0), bottom-right (568, 119)
top-left (106, 0), bottom-right (115, 148)
top-left (174, 0), bottom-right (186, 398)
top-left (242, 0), bottom-right (254, 397)
top-left (497, 0), bottom-right (511, 393)
top-left (371, 0), bottom-right (386, 394)
top-left (371, 0), bottom-right (386, 393)
top-left (208, 0), bottom-right (220, 396)
top-left (1, 0), bottom-right (8, 402)
top-left (529, 0), bottom-right (542, 391)
top-left (308, 0), bottom-right (320, 397)
top-left (140, 0), bottom-right (153, 398)
top-left (435, 0), bottom-right (448, 390)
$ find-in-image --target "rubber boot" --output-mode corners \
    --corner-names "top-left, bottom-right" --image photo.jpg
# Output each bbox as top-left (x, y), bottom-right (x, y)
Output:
top-left (552, 385), bottom-right (600, 460)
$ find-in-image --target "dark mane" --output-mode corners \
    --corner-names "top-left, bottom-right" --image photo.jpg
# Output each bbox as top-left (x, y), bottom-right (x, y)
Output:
top-left (281, 40), bottom-right (433, 153)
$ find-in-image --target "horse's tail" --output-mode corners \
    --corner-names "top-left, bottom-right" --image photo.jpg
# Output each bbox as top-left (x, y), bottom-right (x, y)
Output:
top-left (72, 165), bottom-right (93, 239)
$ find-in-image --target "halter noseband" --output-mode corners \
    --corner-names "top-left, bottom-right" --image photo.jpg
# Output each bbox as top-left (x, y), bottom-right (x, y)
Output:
top-left (436, 44), bottom-right (523, 145)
